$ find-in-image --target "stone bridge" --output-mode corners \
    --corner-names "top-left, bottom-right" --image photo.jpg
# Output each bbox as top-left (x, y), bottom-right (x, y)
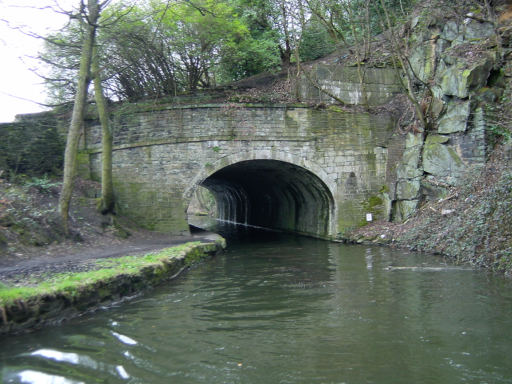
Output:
top-left (83, 102), bottom-right (404, 240)
top-left (78, 55), bottom-right (487, 240)
top-left (2, 18), bottom-right (491, 241)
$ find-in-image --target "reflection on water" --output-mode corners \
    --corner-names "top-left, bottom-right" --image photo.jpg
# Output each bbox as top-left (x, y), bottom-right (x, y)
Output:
top-left (2, 224), bottom-right (512, 384)
top-left (16, 370), bottom-right (84, 384)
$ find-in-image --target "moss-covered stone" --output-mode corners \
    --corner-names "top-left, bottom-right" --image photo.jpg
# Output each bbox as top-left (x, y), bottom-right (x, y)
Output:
top-left (440, 56), bottom-right (494, 98)
top-left (405, 132), bottom-right (424, 148)
top-left (409, 40), bottom-right (436, 83)
top-left (362, 195), bottom-right (384, 217)
top-left (421, 177), bottom-right (450, 201)
top-left (396, 179), bottom-right (421, 200)
top-left (297, 63), bottom-right (402, 106)
top-left (337, 200), bottom-right (365, 235)
top-left (423, 140), bottom-right (465, 182)
top-left (437, 101), bottom-right (470, 133)
top-left (396, 147), bottom-right (423, 179)
top-left (440, 64), bottom-right (469, 98)
top-left (392, 200), bottom-right (419, 222)
top-left (425, 134), bottom-right (450, 145)
top-left (441, 21), bottom-right (459, 42)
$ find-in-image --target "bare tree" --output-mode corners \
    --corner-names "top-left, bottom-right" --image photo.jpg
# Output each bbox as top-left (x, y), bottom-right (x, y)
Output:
top-left (58, 0), bottom-right (108, 235)
top-left (92, 44), bottom-right (114, 214)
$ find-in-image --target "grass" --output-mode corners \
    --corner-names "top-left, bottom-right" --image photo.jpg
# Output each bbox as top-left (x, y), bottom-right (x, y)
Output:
top-left (0, 242), bottom-right (203, 307)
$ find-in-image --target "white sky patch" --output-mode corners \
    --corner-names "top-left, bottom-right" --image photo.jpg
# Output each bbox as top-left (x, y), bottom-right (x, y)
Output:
top-left (0, 0), bottom-right (74, 122)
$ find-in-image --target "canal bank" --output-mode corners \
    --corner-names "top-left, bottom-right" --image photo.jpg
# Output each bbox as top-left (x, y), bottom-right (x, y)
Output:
top-left (0, 237), bottom-right (225, 335)
top-left (343, 145), bottom-right (512, 276)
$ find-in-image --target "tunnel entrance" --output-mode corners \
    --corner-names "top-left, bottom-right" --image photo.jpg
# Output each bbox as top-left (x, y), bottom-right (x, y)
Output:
top-left (187, 160), bottom-right (334, 238)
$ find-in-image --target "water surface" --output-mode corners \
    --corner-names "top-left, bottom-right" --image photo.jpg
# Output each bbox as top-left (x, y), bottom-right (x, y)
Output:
top-left (2, 226), bottom-right (512, 383)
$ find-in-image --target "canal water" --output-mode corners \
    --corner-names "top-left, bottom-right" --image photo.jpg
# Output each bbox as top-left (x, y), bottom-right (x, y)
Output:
top-left (2, 225), bottom-right (512, 383)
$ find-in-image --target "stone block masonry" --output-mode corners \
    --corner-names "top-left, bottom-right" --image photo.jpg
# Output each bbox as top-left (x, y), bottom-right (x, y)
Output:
top-left (85, 104), bottom-right (401, 239)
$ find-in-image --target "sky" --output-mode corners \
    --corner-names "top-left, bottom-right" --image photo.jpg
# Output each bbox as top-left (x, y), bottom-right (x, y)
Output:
top-left (0, 0), bottom-right (74, 122)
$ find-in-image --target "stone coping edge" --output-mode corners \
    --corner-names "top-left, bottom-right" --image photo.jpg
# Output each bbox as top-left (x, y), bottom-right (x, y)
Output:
top-left (0, 238), bottom-right (226, 336)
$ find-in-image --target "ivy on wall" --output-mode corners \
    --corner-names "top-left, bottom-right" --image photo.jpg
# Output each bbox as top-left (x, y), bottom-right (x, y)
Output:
top-left (0, 115), bottom-right (64, 177)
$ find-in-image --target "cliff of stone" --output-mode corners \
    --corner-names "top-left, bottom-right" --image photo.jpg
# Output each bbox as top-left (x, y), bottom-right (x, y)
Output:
top-left (342, 1), bottom-right (512, 274)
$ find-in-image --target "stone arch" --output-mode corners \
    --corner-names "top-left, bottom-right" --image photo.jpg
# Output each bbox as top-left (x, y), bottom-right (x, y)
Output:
top-left (184, 149), bottom-right (337, 238)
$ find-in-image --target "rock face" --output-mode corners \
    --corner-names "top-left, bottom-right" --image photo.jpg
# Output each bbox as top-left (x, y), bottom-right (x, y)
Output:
top-left (423, 135), bottom-right (465, 182)
top-left (392, 132), bottom-right (424, 221)
top-left (389, 15), bottom-right (496, 220)
top-left (293, 13), bottom-right (495, 222)
top-left (440, 56), bottom-right (494, 98)
top-left (437, 101), bottom-right (470, 134)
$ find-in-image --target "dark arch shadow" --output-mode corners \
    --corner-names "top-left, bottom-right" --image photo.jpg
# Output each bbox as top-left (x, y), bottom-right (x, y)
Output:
top-left (194, 159), bottom-right (334, 238)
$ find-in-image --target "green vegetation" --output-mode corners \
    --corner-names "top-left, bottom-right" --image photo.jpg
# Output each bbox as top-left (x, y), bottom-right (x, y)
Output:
top-left (0, 176), bottom-right (64, 248)
top-left (24, 175), bottom-right (61, 194)
top-left (0, 242), bottom-right (204, 307)
top-left (485, 94), bottom-right (512, 147)
top-left (0, 240), bottom-right (225, 333)
top-left (0, 116), bottom-right (64, 179)
top-left (41, 0), bottom-right (418, 104)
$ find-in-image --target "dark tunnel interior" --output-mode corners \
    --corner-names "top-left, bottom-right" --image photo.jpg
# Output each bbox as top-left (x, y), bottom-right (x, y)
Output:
top-left (197, 160), bottom-right (334, 238)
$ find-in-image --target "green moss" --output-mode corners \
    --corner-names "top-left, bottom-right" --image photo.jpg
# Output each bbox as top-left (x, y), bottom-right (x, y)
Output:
top-left (366, 195), bottom-right (383, 209)
top-left (379, 185), bottom-right (390, 193)
top-left (76, 152), bottom-right (92, 179)
top-left (337, 200), bottom-right (364, 235)
top-left (360, 195), bottom-right (385, 222)
top-left (425, 134), bottom-right (449, 145)
top-left (0, 242), bottom-right (218, 307)
top-left (184, 247), bottom-right (205, 264)
top-left (327, 105), bottom-right (345, 114)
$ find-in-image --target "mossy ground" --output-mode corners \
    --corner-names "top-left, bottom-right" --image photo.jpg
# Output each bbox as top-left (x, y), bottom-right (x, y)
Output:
top-left (0, 242), bottom-right (204, 307)
top-left (0, 240), bottom-right (224, 334)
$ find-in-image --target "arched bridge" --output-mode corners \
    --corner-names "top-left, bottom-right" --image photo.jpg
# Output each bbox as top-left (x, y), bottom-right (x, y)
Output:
top-left (83, 103), bottom-right (402, 240)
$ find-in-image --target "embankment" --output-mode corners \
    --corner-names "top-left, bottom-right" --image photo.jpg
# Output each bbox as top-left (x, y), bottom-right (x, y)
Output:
top-left (0, 239), bottom-right (225, 335)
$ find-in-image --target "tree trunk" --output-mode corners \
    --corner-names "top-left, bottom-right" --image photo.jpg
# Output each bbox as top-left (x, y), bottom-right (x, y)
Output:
top-left (58, 0), bottom-right (100, 235)
top-left (92, 45), bottom-right (115, 214)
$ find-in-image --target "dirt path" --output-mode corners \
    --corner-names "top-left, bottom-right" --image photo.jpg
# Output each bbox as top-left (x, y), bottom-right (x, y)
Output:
top-left (0, 230), bottom-right (223, 285)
